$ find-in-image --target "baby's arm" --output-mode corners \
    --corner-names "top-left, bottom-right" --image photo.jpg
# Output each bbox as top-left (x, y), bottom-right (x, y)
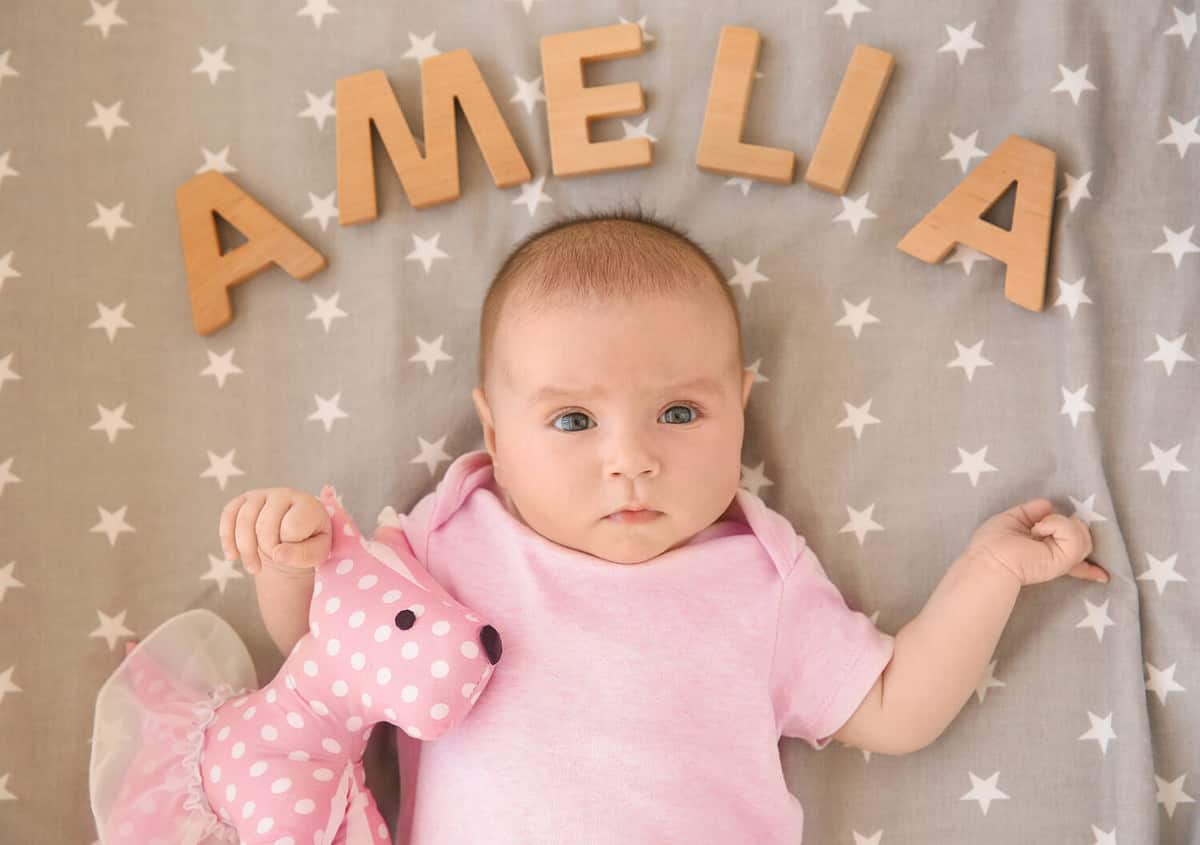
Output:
top-left (254, 561), bottom-right (315, 656)
top-left (220, 488), bottom-right (331, 657)
top-left (836, 502), bottom-right (1101, 753)
top-left (851, 549), bottom-right (1024, 753)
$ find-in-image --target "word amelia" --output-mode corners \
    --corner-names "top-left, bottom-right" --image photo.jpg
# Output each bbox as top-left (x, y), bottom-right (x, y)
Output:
top-left (176, 23), bottom-right (1057, 336)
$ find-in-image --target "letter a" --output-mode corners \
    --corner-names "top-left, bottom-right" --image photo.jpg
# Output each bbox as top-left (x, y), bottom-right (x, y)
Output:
top-left (176, 171), bottom-right (326, 336)
top-left (897, 135), bottom-right (1057, 312)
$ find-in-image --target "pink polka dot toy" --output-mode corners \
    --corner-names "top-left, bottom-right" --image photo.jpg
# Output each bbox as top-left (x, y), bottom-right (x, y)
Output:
top-left (88, 484), bottom-right (503, 844)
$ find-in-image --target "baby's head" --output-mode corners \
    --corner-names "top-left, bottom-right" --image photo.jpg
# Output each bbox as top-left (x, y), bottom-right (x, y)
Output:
top-left (470, 203), bottom-right (753, 565)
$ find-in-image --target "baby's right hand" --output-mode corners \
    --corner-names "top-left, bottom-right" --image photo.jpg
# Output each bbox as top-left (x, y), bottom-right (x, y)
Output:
top-left (219, 487), bottom-right (332, 574)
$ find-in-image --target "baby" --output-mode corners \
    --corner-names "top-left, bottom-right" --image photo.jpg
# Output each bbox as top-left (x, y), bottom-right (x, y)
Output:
top-left (218, 206), bottom-right (1109, 843)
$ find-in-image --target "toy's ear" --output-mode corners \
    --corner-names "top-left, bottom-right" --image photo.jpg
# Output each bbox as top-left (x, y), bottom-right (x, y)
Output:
top-left (316, 484), bottom-right (365, 566)
top-left (314, 486), bottom-right (428, 590)
top-left (360, 536), bottom-right (431, 593)
top-left (318, 483), bottom-right (345, 517)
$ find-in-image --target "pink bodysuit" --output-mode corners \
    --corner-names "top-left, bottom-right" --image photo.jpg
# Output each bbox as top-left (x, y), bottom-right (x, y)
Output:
top-left (372, 450), bottom-right (896, 844)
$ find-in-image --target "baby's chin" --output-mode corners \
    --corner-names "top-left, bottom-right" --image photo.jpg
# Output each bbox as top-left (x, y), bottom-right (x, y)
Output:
top-left (587, 523), bottom-right (692, 565)
top-left (537, 523), bottom-right (662, 565)
top-left (593, 546), bottom-right (661, 565)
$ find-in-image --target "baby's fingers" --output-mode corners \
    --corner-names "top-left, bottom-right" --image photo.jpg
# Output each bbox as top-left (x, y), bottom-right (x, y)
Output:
top-left (234, 494), bottom-right (268, 574)
top-left (219, 494), bottom-right (246, 561)
top-left (255, 494), bottom-right (293, 567)
top-left (275, 502), bottom-right (331, 568)
top-left (1068, 560), bottom-right (1111, 584)
top-left (1032, 513), bottom-right (1094, 564)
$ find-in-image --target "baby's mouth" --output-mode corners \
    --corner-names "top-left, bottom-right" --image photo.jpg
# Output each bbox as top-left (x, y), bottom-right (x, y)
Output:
top-left (605, 509), bottom-right (662, 523)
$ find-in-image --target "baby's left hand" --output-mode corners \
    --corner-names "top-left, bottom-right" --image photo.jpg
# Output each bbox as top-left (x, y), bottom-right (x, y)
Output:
top-left (964, 497), bottom-right (1109, 587)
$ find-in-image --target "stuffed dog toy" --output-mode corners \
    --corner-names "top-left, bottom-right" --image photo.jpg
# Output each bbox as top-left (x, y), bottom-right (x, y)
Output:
top-left (89, 484), bottom-right (502, 844)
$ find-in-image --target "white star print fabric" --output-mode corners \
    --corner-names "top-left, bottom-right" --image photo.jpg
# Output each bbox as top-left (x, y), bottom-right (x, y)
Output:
top-left (0, 1), bottom-right (1196, 843)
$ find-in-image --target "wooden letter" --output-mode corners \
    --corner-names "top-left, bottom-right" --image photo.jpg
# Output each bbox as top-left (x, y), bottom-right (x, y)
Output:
top-left (176, 171), bottom-right (326, 336)
top-left (337, 54), bottom-right (532, 224)
top-left (897, 135), bottom-right (1057, 312)
top-left (696, 26), bottom-right (794, 184)
top-left (541, 23), bottom-right (651, 177)
top-left (804, 44), bottom-right (895, 195)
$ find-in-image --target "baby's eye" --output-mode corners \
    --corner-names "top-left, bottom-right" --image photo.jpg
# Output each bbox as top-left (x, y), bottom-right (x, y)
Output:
top-left (552, 411), bottom-right (593, 433)
top-left (660, 404), bottom-right (698, 425)
top-left (550, 404), bottom-right (701, 432)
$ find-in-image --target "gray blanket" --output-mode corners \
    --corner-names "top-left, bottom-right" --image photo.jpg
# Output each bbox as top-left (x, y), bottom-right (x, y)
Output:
top-left (0, 1), bottom-right (1196, 842)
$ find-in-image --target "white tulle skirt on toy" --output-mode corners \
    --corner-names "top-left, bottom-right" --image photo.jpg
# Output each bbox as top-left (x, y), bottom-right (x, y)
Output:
top-left (89, 608), bottom-right (258, 844)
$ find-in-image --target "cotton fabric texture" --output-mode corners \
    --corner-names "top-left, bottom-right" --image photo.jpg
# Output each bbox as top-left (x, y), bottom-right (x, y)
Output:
top-left (373, 450), bottom-right (896, 844)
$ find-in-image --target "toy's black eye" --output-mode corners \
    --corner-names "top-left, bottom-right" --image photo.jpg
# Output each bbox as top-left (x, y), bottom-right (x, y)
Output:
top-left (394, 610), bottom-right (416, 630)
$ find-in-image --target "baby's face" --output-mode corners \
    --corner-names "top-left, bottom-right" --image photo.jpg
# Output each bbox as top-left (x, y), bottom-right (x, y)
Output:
top-left (472, 291), bottom-right (753, 565)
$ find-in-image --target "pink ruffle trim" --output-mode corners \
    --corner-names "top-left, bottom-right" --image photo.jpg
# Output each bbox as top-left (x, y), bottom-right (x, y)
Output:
top-left (178, 682), bottom-right (250, 843)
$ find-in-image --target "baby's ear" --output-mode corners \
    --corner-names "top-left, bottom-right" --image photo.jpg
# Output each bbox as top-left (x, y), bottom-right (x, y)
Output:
top-left (471, 388), bottom-right (498, 459)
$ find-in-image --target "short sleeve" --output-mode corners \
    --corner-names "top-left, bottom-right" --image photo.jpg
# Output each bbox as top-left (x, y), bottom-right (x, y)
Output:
top-left (368, 450), bottom-right (494, 575)
top-left (769, 545), bottom-right (895, 750)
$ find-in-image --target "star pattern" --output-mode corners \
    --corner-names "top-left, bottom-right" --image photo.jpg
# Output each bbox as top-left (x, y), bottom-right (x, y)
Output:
top-left (1146, 661), bottom-right (1187, 705)
top-left (200, 554), bottom-right (245, 594)
top-left (834, 297), bottom-right (880, 337)
top-left (939, 22), bottom-right (986, 65)
top-left (510, 74), bottom-right (547, 115)
top-left (1153, 224), bottom-right (1200, 268)
top-left (942, 130), bottom-right (988, 172)
top-left (89, 610), bottom-right (135, 652)
top-left (302, 189), bottom-right (338, 230)
top-left (826, 0), bottom-right (872, 29)
top-left (85, 100), bottom-right (130, 141)
top-left (1136, 552), bottom-right (1187, 596)
top-left (1053, 276), bottom-right (1094, 319)
top-left (947, 339), bottom-right (994, 382)
top-left (0, 155), bottom-right (16, 191)
top-left (1159, 115), bottom-right (1200, 159)
top-left (298, 89), bottom-right (336, 130)
top-left (192, 46), bottom-right (235, 85)
top-left (297, 0), bottom-right (340, 30)
top-left (1050, 63), bottom-right (1098, 104)
top-left (1139, 442), bottom-right (1190, 485)
top-left (1145, 333), bottom-right (1195, 376)
top-left (83, 1), bottom-right (127, 39)
top-left (1079, 711), bottom-right (1117, 756)
top-left (944, 244), bottom-right (994, 275)
top-left (959, 770), bottom-right (1010, 815)
top-left (1164, 6), bottom-right (1198, 49)
top-left (832, 192), bottom-right (878, 233)
top-left (307, 291), bottom-right (348, 332)
top-left (511, 173), bottom-right (553, 216)
top-left (410, 335), bottom-right (454, 374)
top-left (406, 232), bottom-right (450, 273)
top-left (1058, 170), bottom-right (1094, 210)
top-left (87, 201), bottom-right (133, 241)
top-left (1156, 773), bottom-right (1195, 819)
top-left (0, 4), bottom-right (1195, 844)
top-left (727, 256), bottom-right (770, 298)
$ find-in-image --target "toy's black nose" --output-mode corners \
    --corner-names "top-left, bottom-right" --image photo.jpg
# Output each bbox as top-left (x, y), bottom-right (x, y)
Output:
top-left (479, 625), bottom-right (502, 665)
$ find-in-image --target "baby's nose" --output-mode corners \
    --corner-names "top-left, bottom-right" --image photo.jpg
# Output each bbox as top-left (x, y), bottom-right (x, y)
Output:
top-left (479, 625), bottom-right (502, 665)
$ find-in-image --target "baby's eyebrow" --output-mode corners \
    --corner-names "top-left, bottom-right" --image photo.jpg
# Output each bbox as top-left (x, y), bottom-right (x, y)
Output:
top-left (531, 376), bottom-right (723, 403)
